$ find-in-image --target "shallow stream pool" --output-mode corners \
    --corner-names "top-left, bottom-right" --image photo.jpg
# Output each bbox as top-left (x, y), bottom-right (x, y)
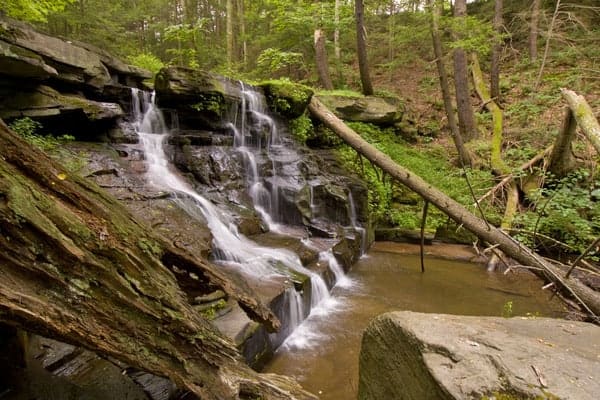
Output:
top-left (264, 242), bottom-right (565, 399)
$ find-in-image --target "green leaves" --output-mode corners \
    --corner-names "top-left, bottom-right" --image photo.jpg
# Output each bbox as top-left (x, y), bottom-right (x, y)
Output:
top-left (1, 0), bottom-right (75, 23)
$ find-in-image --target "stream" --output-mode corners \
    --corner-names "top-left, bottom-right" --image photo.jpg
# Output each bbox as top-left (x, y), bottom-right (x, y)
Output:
top-left (265, 242), bottom-right (565, 400)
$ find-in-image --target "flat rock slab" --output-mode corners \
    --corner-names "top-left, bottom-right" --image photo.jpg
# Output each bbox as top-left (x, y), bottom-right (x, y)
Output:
top-left (359, 311), bottom-right (600, 400)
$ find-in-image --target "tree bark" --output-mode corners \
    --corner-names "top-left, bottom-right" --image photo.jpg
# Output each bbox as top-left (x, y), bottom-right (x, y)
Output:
top-left (529, 0), bottom-right (541, 61)
top-left (309, 97), bottom-right (600, 320)
top-left (471, 53), bottom-right (508, 175)
top-left (314, 28), bottom-right (334, 90)
top-left (548, 107), bottom-right (577, 178)
top-left (452, 0), bottom-right (478, 141)
top-left (355, 0), bottom-right (374, 95)
top-left (0, 120), bottom-right (315, 400)
top-left (561, 88), bottom-right (600, 156)
top-left (226, 0), bottom-right (234, 69)
top-left (534, 0), bottom-right (561, 90)
top-left (491, 0), bottom-right (503, 101)
top-left (430, 0), bottom-right (472, 167)
top-left (334, 0), bottom-right (341, 61)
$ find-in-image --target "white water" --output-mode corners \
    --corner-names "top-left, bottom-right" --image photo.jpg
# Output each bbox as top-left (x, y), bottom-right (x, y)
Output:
top-left (131, 88), bottom-right (352, 347)
top-left (348, 191), bottom-right (368, 256)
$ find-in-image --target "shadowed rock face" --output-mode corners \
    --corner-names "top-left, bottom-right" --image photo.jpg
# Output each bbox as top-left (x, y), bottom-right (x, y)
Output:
top-left (359, 311), bottom-right (600, 400)
top-left (0, 16), bottom-right (151, 139)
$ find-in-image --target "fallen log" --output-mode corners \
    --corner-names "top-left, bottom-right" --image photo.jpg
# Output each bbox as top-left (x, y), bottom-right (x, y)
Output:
top-left (0, 119), bottom-right (315, 400)
top-left (561, 88), bottom-right (600, 155)
top-left (309, 96), bottom-right (600, 320)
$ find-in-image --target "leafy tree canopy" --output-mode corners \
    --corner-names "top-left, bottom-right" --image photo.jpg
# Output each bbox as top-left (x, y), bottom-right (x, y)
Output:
top-left (0, 0), bottom-right (75, 23)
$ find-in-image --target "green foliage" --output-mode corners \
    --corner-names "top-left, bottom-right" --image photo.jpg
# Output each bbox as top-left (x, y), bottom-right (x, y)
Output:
top-left (1, 0), bottom-right (75, 23)
top-left (289, 114), bottom-right (313, 144)
top-left (335, 122), bottom-right (496, 230)
top-left (256, 48), bottom-right (305, 79)
top-left (199, 299), bottom-right (227, 320)
top-left (501, 301), bottom-right (514, 318)
top-left (8, 117), bottom-right (74, 151)
top-left (514, 169), bottom-right (600, 255)
top-left (128, 53), bottom-right (165, 75)
top-left (443, 15), bottom-right (502, 56)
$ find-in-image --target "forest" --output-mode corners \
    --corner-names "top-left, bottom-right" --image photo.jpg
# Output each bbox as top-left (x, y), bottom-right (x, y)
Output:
top-left (0, 0), bottom-right (599, 399)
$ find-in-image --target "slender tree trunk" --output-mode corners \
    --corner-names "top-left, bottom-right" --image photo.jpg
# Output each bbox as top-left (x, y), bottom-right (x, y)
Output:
top-left (355, 0), bottom-right (374, 95)
top-left (238, 0), bottom-right (247, 68)
top-left (226, 0), bottom-right (234, 69)
top-left (314, 28), bottom-right (334, 90)
top-left (548, 107), bottom-right (577, 178)
top-left (334, 0), bottom-right (341, 61)
top-left (430, 0), bottom-right (472, 167)
top-left (471, 53), bottom-right (508, 175)
top-left (453, 0), bottom-right (478, 141)
top-left (388, 1), bottom-right (395, 83)
top-left (534, 0), bottom-right (561, 90)
top-left (308, 97), bottom-right (600, 319)
top-left (491, 0), bottom-right (503, 101)
top-left (529, 0), bottom-right (541, 61)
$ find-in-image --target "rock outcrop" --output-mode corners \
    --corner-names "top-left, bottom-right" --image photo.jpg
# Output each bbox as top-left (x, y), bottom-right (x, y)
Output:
top-left (359, 311), bottom-right (600, 400)
top-left (0, 16), bottom-right (150, 138)
top-left (318, 94), bottom-right (404, 126)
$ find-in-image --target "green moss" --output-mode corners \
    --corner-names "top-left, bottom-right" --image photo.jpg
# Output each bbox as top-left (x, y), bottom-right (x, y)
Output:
top-left (198, 299), bottom-right (227, 320)
top-left (137, 237), bottom-right (163, 257)
top-left (259, 80), bottom-right (313, 119)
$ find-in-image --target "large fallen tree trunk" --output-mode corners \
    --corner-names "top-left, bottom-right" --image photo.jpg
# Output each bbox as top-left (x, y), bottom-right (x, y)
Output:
top-left (0, 120), bottom-right (315, 400)
top-left (309, 97), bottom-right (600, 320)
top-left (561, 88), bottom-right (600, 155)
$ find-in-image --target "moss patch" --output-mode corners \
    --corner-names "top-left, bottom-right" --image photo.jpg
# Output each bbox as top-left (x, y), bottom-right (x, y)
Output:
top-left (259, 80), bottom-right (313, 119)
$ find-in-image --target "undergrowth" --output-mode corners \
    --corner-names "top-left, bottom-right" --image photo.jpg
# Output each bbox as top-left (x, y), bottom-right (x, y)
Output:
top-left (334, 122), bottom-right (497, 231)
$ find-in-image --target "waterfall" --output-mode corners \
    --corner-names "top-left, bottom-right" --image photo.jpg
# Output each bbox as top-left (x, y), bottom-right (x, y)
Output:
top-left (131, 87), bottom-right (347, 346)
top-left (348, 191), bottom-right (367, 256)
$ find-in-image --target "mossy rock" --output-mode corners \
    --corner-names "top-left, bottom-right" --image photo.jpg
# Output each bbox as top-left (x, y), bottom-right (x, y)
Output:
top-left (259, 80), bottom-right (314, 119)
top-left (317, 94), bottom-right (404, 126)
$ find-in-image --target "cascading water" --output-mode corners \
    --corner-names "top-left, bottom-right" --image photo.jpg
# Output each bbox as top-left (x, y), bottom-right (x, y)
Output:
top-left (348, 192), bottom-right (367, 256)
top-left (131, 87), bottom-right (347, 347)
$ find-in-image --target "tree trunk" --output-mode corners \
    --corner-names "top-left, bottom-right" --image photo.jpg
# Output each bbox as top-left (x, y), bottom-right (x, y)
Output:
top-left (0, 120), bottom-right (315, 400)
top-left (430, 0), bottom-right (472, 167)
top-left (534, 0), bottom-right (561, 90)
top-left (308, 97), bottom-right (600, 320)
top-left (314, 28), bottom-right (334, 90)
top-left (238, 0), bottom-right (247, 68)
top-left (226, 0), bottom-right (234, 69)
top-left (529, 0), bottom-right (541, 61)
top-left (486, 181), bottom-right (518, 271)
top-left (548, 107), bottom-right (577, 177)
top-left (452, 0), bottom-right (478, 141)
top-left (334, 0), bottom-right (341, 61)
top-left (561, 89), bottom-right (600, 156)
top-left (491, 0), bottom-right (503, 101)
top-left (471, 53), bottom-right (508, 175)
top-left (355, 0), bottom-right (374, 95)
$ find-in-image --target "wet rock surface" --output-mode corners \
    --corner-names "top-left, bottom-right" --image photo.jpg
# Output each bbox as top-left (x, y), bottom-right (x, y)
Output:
top-left (359, 311), bottom-right (600, 400)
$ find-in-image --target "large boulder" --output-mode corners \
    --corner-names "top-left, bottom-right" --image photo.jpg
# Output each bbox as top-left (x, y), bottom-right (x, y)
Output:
top-left (359, 311), bottom-right (600, 400)
top-left (317, 94), bottom-right (404, 126)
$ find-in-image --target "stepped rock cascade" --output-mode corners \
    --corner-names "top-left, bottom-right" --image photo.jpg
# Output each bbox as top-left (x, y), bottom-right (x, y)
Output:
top-left (131, 87), bottom-right (352, 348)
